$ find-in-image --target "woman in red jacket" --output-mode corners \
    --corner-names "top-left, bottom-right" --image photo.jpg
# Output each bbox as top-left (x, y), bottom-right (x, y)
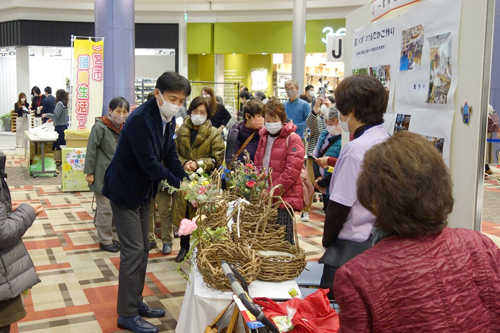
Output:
top-left (254, 97), bottom-right (304, 244)
top-left (334, 131), bottom-right (500, 332)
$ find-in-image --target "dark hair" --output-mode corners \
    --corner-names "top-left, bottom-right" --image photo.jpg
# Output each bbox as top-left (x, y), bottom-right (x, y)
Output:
top-left (109, 97), bottom-right (130, 112)
top-left (187, 96), bottom-right (212, 119)
top-left (239, 91), bottom-right (251, 100)
top-left (357, 131), bottom-right (453, 238)
top-left (44, 86), bottom-right (52, 94)
top-left (55, 89), bottom-right (68, 107)
top-left (263, 97), bottom-right (286, 123)
top-left (254, 91), bottom-right (266, 101)
top-left (146, 92), bottom-right (155, 101)
top-left (243, 100), bottom-right (264, 123)
top-left (215, 96), bottom-right (224, 104)
top-left (156, 71), bottom-right (191, 96)
top-left (334, 75), bottom-right (387, 124)
top-left (299, 93), bottom-right (310, 102)
top-left (305, 85), bottom-right (314, 92)
top-left (327, 95), bottom-right (335, 104)
top-left (201, 87), bottom-right (217, 117)
top-left (31, 86), bottom-right (41, 95)
top-left (240, 86), bottom-right (249, 93)
top-left (17, 92), bottom-right (27, 108)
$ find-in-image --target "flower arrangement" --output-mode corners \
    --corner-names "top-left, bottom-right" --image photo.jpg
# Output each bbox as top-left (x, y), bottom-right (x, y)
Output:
top-left (224, 158), bottom-right (269, 201)
top-left (162, 168), bottom-right (219, 206)
top-left (175, 216), bottom-right (229, 279)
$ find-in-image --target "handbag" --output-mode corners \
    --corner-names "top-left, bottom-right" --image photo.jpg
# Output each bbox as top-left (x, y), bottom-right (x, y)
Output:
top-left (253, 288), bottom-right (339, 333)
top-left (229, 130), bottom-right (257, 169)
top-left (205, 300), bottom-right (247, 333)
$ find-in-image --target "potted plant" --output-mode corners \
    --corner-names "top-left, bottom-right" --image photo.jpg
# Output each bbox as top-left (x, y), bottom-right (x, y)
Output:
top-left (0, 113), bottom-right (11, 132)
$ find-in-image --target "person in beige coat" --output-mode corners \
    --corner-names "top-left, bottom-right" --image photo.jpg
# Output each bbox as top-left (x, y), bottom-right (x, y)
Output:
top-left (172, 96), bottom-right (225, 262)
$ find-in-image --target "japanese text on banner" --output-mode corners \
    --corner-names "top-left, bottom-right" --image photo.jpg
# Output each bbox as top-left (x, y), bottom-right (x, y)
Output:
top-left (371, 0), bottom-right (422, 21)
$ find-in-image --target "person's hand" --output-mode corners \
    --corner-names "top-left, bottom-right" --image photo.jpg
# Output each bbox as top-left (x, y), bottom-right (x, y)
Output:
top-left (323, 97), bottom-right (332, 108)
top-left (315, 156), bottom-right (329, 169)
top-left (190, 200), bottom-right (199, 208)
top-left (184, 161), bottom-right (197, 172)
top-left (41, 114), bottom-right (46, 118)
top-left (314, 178), bottom-right (325, 192)
top-left (86, 174), bottom-right (94, 185)
top-left (313, 96), bottom-right (324, 114)
top-left (218, 126), bottom-right (224, 133)
top-left (47, 119), bottom-right (53, 123)
top-left (12, 201), bottom-right (21, 211)
top-left (28, 203), bottom-right (44, 216)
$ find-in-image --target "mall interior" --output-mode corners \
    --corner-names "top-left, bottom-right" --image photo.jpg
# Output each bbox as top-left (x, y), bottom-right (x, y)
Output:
top-left (1, 0), bottom-right (500, 332)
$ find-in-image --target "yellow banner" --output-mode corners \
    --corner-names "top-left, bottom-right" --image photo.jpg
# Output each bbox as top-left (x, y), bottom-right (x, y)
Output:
top-left (71, 39), bottom-right (104, 129)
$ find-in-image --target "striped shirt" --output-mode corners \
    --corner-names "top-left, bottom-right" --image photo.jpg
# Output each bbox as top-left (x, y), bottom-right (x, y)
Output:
top-left (306, 110), bottom-right (325, 155)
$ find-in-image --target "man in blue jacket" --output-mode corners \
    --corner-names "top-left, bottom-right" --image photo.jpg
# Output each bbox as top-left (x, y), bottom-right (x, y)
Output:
top-left (102, 72), bottom-right (189, 333)
top-left (283, 80), bottom-right (310, 139)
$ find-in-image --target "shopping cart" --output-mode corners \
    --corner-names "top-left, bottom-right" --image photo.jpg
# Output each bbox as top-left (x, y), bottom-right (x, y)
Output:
top-left (221, 260), bottom-right (280, 333)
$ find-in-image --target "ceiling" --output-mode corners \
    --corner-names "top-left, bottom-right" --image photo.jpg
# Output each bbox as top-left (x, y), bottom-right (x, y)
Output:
top-left (0, 0), bottom-right (371, 24)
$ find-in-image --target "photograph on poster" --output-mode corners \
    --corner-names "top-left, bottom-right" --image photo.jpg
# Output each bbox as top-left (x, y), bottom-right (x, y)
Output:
top-left (426, 33), bottom-right (452, 104)
top-left (423, 135), bottom-right (445, 155)
top-left (399, 24), bottom-right (424, 71)
top-left (394, 114), bottom-right (412, 134)
top-left (352, 68), bottom-right (369, 75)
top-left (370, 65), bottom-right (391, 91)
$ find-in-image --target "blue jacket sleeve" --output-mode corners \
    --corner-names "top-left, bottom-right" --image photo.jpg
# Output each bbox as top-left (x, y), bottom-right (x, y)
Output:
top-left (163, 139), bottom-right (188, 187)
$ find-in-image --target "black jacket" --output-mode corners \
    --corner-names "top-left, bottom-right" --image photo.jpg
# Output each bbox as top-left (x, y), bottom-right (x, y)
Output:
top-left (102, 98), bottom-right (188, 210)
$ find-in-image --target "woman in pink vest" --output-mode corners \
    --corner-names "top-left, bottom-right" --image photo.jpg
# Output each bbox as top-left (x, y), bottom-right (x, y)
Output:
top-left (254, 97), bottom-right (304, 244)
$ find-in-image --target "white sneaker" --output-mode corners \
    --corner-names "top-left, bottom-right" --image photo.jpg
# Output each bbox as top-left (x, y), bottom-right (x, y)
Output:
top-left (300, 212), bottom-right (309, 222)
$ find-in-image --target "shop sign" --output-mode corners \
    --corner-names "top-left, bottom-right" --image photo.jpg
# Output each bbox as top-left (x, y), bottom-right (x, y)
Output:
top-left (326, 35), bottom-right (345, 62)
top-left (72, 39), bottom-right (104, 130)
top-left (322, 27), bottom-right (346, 44)
top-left (371, 0), bottom-right (422, 21)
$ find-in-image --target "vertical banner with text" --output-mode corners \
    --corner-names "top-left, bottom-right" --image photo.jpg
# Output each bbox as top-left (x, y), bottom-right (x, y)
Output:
top-left (72, 39), bottom-right (104, 129)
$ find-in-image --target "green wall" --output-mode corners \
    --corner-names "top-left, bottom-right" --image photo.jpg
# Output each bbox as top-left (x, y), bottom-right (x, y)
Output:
top-left (188, 19), bottom-right (346, 54)
top-left (247, 55), bottom-right (273, 97)
top-left (188, 54), bottom-right (215, 82)
top-left (187, 23), bottom-right (214, 54)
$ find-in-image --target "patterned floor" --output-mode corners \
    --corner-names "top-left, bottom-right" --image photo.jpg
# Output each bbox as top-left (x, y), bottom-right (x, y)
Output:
top-left (3, 147), bottom-right (500, 332)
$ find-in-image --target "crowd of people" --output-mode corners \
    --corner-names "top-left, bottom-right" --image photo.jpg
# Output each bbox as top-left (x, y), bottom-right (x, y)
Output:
top-left (3, 71), bottom-right (500, 333)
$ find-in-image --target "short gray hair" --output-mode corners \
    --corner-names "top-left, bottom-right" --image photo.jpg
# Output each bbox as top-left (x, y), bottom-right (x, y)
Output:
top-left (324, 106), bottom-right (339, 122)
top-left (285, 80), bottom-right (299, 90)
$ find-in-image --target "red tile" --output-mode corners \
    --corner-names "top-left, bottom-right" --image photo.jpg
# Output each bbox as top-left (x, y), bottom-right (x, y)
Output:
top-left (24, 238), bottom-right (62, 250)
top-left (35, 262), bottom-right (72, 271)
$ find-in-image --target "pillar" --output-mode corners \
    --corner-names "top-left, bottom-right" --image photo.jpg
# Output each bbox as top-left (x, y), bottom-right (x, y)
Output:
top-left (292, 0), bottom-right (306, 91)
top-left (95, 0), bottom-right (135, 114)
top-left (490, 0), bottom-right (500, 111)
top-left (16, 46), bottom-right (30, 98)
top-left (178, 19), bottom-right (188, 78)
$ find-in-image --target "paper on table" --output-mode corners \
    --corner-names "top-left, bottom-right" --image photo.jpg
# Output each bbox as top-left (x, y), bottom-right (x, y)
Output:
top-left (248, 279), bottom-right (301, 300)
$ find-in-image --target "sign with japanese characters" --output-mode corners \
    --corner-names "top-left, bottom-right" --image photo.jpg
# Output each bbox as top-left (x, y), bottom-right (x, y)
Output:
top-left (371, 0), bottom-right (422, 21)
top-left (62, 148), bottom-right (89, 192)
top-left (71, 39), bottom-right (104, 130)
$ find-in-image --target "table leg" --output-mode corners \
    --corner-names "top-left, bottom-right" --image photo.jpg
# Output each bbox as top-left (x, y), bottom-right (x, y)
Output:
top-left (41, 142), bottom-right (46, 173)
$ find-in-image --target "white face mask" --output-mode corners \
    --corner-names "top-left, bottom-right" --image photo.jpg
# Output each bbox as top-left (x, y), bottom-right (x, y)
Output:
top-left (339, 116), bottom-right (351, 133)
top-left (286, 90), bottom-right (297, 99)
top-left (326, 125), bottom-right (340, 136)
top-left (191, 114), bottom-right (207, 126)
top-left (265, 121), bottom-right (282, 134)
top-left (320, 105), bottom-right (328, 113)
top-left (157, 92), bottom-right (182, 122)
top-left (308, 90), bottom-right (315, 97)
top-left (21, 98), bottom-right (26, 102)
top-left (110, 113), bottom-right (128, 126)
top-left (202, 94), bottom-right (210, 99)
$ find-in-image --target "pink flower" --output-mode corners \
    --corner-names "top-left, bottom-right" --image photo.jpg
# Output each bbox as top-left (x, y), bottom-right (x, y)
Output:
top-left (246, 163), bottom-right (254, 169)
top-left (246, 180), bottom-right (256, 188)
top-left (178, 218), bottom-right (197, 236)
top-left (198, 186), bottom-right (207, 195)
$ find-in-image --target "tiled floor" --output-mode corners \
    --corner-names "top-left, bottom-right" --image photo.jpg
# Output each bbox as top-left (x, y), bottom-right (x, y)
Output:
top-left (3, 147), bottom-right (500, 332)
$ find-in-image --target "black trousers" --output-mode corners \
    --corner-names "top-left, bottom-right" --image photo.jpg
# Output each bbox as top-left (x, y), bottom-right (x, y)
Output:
top-left (320, 264), bottom-right (338, 300)
top-left (111, 199), bottom-right (151, 317)
top-left (0, 325), bottom-right (10, 333)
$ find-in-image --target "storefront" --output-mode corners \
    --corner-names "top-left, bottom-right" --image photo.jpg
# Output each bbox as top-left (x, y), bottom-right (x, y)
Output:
top-left (187, 19), bottom-right (345, 102)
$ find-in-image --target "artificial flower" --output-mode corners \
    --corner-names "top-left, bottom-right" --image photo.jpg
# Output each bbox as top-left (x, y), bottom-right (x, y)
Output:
top-left (178, 218), bottom-right (197, 236)
top-left (246, 180), bottom-right (256, 188)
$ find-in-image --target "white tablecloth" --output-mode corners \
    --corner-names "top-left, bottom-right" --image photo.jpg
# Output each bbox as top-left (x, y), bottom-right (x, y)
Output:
top-left (175, 266), bottom-right (301, 333)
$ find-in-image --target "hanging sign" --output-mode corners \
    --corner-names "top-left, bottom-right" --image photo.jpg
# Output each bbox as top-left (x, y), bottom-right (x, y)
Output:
top-left (371, 0), bottom-right (422, 21)
top-left (326, 35), bottom-right (345, 62)
top-left (71, 39), bottom-right (104, 129)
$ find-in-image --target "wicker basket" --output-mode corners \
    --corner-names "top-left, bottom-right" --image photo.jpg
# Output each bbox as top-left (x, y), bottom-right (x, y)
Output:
top-left (254, 240), bottom-right (307, 282)
top-left (197, 241), bottom-right (260, 291)
top-left (198, 198), bottom-right (229, 230)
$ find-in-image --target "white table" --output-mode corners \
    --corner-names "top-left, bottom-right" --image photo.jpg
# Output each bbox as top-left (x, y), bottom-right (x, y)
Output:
top-left (176, 266), bottom-right (301, 333)
top-left (24, 131), bottom-right (58, 177)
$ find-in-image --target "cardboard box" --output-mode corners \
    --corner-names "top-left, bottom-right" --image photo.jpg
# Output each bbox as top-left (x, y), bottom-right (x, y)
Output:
top-left (66, 138), bottom-right (88, 148)
top-left (65, 129), bottom-right (90, 148)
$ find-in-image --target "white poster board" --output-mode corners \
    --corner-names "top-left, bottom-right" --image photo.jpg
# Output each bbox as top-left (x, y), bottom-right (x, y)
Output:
top-left (351, 0), bottom-right (462, 165)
